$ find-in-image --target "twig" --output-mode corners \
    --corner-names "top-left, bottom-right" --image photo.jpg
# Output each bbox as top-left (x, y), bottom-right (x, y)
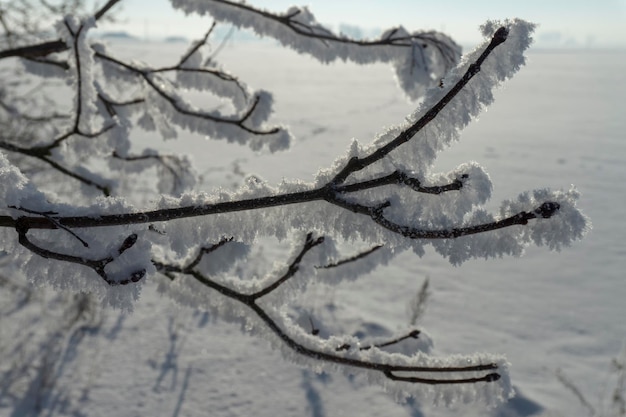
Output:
top-left (336, 330), bottom-right (421, 351)
top-left (318, 245), bottom-right (383, 269)
top-left (249, 232), bottom-right (324, 299)
top-left (15, 218), bottom-right (145, 286)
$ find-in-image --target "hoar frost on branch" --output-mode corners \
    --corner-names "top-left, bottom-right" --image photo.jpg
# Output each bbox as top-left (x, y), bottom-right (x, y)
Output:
top-left (0, 0), bottom-right (589, 408)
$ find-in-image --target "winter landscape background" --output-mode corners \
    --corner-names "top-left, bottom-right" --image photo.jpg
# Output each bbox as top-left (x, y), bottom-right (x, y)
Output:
top-left (1, 25), bottom-right (626, 417)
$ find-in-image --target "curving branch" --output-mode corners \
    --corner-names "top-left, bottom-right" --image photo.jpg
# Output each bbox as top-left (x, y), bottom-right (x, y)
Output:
top-left (94, 51), bottom-right (276, 136)
top-left (154, 232), bottom-right (501, 385)
top-left (330, 27), bottom-right (509, 185)
top-left (155, 23), bottom-right (249, 100)
top-left (0, 139), bottom-right (112, 195)
top-left (0, 16), bottom-right (116, 196)
top-left (198, 0), bottom-right (460, 70)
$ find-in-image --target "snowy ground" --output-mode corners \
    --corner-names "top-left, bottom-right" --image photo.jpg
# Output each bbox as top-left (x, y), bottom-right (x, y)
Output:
top-left (1, 39), bottom-right (625, 417)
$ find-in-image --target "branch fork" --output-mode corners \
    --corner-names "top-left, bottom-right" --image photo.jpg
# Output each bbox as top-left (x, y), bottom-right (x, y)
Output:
top-left (15, 215), bottom-right (145, 286)
top-left (155, 232), bottom-right (503, 385)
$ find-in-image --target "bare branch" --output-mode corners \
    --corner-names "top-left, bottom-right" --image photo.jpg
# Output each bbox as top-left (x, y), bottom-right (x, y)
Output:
top-left (95, 51), bottom-right (277, 136)
top-left (150, 24), bottom-right (249, 100)
top-left (66, 18), bottom-right (85, 133)
top-left (246, 298), bottom-right (500, 385)
top-left (2, 19), bottom-right (255, 194)
top-left (0, 24), bottom-right (556, 230)
top-left (31, 154), bottom-right (111, 196)
top-left (330, 197), bottom-right (560, 240)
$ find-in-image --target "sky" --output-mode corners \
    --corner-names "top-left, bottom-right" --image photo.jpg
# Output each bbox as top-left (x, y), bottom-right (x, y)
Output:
top-left (99, 0), bottom-right (626, 48)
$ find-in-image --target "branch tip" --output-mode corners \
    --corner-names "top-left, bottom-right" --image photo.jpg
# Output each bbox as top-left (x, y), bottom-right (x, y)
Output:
top-left (534, 201), bottom-right (560, 218)
top-left (118, 233), bottom-right (138, 254)
top-left (492, 27), bottom-right (509, 45)
top-left (485, 372), bottom-right (501, 382)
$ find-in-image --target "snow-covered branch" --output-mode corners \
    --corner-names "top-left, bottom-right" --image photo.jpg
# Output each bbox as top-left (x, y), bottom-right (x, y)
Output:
top-left (0, 1), bottom-right (590, 407)
top-left (170, 0), bottom-right (461, 99)
top-left (153, 232), bottom-right (503, 389)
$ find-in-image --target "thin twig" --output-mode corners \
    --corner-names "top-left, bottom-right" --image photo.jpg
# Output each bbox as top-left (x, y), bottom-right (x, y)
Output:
top-left (9, 206), bottom-right (89, 247)
top-left (318, 245), bottom-right (383, 269)
top-left (250, 232), bottom-right (324, 299)
top-left (0, 0), bottom-right (123, 60)
top-left (336, 329), bottom-right (421, 351)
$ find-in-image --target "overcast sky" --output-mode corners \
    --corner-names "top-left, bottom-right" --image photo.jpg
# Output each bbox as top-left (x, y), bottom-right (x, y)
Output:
top-left (101, 0), bottom-right (626, 48)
